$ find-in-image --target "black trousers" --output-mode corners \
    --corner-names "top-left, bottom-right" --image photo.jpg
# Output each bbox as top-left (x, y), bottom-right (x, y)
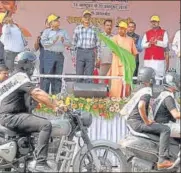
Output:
top-left (133, 55), bottom-right (139, 82)
top-left (127, 119), bottom-right (171, 162)
top-left (0, 41), bottom-right (4, 64)
top-left (0, 113), bottom-right (52, 163)
top-left (4, 50), bottom-right (20, 73)
top-left (133, 57), bottom-right (139, 77)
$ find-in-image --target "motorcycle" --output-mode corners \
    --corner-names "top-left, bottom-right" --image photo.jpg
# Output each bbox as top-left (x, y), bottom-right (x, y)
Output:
top-left (0, 108), bottom-right (125, 172)
top-left (74, 122), bottom-right (180, 173)
top-left (119, 124), bottom-right (180, 172)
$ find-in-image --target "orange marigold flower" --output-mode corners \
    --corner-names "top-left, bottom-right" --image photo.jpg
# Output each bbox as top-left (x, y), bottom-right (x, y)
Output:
top-left (98, 104), bottom-right (104, 109)
top-left (79, 103), bottom-right (84, 108)
top-left (92, 104), bottom-right (98, 109)
top-left (72, 104), bottom-right (78, 109)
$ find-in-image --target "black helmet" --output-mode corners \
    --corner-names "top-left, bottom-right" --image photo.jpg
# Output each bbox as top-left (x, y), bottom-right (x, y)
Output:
top-left (163, 73), bottom-right (180, 91)
top-left (14, 51), bottom-right (37, 76)
top-left (137, 67), bottom-right (156, 84)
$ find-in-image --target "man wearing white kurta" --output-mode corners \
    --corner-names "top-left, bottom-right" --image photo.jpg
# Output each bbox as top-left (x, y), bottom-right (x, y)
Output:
top-left (142, 15), bottom-right (169, 83)
top-left (172, 29), bottom-right (180, 75)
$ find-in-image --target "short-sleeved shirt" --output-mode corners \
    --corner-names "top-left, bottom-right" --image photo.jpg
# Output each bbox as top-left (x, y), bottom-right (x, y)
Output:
top-left (128, 94), bottom-right (151, 121)
top-left (0, 80), bottom-right (36, 115)
top-left (154, 96), bottom-right (177, 123)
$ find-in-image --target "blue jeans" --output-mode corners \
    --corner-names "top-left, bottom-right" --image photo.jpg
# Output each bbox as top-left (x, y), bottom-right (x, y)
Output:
top-left (76, 48), bottom-right (96, 83)
top-left (42, 50), bottom-right (64, 94)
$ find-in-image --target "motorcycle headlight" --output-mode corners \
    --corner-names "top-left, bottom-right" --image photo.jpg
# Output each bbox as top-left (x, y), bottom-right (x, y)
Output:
top-left (81, 111), bottom-right (92, 127)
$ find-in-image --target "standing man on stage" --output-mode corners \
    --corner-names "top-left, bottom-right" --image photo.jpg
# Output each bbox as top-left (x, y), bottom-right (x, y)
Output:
top-left (72, 10), bottom-right (100, 83)
top-left (41, 14), bottom-right (71, 94)
top-left (107, 21), bottom-right (137, 98)
top-left (99, 19), bottom-right (113, 84)
top-left (141, 15), bottom-right (169, 84)
top-left (172, 28), bottom-right (180, 75)
top-left (127, 21), bottom-right (143, 83)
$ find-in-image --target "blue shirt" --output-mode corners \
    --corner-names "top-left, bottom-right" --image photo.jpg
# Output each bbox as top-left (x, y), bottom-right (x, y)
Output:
top-left (72, 25), bottom-right (100, 57)
top-left (41, 28), bottom-right (71, 53)
top-left (127, 32), bottom-right (143, 53)
top-left (0, 24), bottom-right (25, 52)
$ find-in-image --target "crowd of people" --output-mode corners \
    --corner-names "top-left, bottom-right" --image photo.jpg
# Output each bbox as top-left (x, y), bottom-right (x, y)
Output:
top-left (0, 5), bottom-right (180, 98)
top-left (0, 2), bottom-right (180, 171)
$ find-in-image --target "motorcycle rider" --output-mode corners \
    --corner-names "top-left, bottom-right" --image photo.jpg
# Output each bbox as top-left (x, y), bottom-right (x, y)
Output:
top-left (153, 73), bottom-right (180, 138)
top-left (0, 51), bottom-right (65, 172)
top-left (0, 64), bottom-right (8, 82)
top-left (125, 67), bottom-right (173, 169)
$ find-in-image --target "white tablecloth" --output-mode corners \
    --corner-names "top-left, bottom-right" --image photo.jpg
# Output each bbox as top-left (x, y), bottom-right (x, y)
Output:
top-left (88, 115), bottom-right (127, 142)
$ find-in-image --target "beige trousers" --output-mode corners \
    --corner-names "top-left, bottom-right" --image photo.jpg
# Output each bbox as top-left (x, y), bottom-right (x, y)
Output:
top-left (99, 63), bottom-right (111, 85)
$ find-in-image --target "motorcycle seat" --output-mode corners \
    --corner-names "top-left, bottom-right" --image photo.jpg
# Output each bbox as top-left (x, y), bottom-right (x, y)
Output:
top-left (0, 125), bottom-right (17, 137)
top-left (127, 125), bottom-right (179, 145)
top-left (127, 124), bottom-right (154, 140)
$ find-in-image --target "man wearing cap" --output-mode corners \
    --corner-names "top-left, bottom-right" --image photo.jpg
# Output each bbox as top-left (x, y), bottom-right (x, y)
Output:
top-left (72, 10), bottom-right (100, 83)
top-left (172, 29), bottom-right (180, 75)
top-left (41, 14), bottom-right (71, 94)
top-left (107, 21), bottom-right (137, 98)
top-left (142, 15), bottom-right (169, 83)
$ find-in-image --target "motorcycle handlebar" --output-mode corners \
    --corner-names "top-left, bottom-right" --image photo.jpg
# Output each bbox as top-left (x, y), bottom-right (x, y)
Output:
top-left (56, 106), bottom-right (81, 117)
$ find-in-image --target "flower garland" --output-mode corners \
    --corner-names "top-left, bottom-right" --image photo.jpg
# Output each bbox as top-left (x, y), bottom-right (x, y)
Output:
top-left (35, 95), bottom-right (129, 119)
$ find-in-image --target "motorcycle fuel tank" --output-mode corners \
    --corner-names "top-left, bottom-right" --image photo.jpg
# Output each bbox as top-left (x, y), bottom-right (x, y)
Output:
top-left (50, 118), bottom-right (72, 138)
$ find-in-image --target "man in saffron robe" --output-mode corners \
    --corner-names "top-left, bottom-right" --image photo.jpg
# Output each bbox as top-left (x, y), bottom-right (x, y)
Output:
top-left (107, 21), bottom-right (137, 98)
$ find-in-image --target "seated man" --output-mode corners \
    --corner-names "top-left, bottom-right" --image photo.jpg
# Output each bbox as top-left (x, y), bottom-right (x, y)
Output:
top-left (0, 51), bottom-right (65, 172)
top-left (0, 64), bottom-right (8, 82)
top-left (152, 73), bottom-right (180, 138)
top-left (124, 67), bottom-right (173, 169)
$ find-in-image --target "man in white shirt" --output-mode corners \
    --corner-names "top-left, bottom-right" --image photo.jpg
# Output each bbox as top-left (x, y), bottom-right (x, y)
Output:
top-left (0, 16), bottom-right (26, 72)
top-left (141, 15), bottom-right (169, 84)
top-left (172, 29), bottom-right (180, 75)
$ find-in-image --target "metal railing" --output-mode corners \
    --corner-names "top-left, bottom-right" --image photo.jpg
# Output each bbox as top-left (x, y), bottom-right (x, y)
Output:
top-left (33, 74), bottom-right (136, 80)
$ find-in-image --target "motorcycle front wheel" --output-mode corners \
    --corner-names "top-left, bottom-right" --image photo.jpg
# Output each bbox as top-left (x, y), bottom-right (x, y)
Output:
top-left (73, 144), bottom-right (129, 172)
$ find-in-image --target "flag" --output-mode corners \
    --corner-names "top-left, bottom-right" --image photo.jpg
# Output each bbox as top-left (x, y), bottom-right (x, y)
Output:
top-left (97, 32), bottom-right (136, 87)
